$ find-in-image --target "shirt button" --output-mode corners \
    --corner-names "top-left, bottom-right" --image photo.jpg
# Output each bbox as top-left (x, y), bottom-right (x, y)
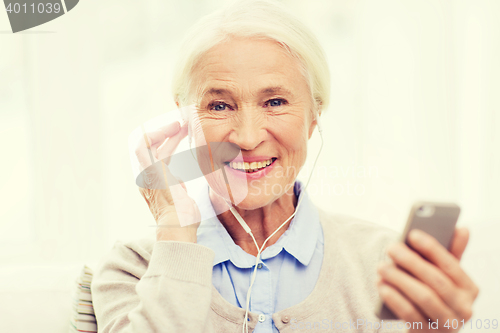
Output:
top-left (258, 314), bottom-right (266, 322)
top-left (281, 315), bottom-right (290, 324)
top-left (257, 263), bottom-right (263, 269)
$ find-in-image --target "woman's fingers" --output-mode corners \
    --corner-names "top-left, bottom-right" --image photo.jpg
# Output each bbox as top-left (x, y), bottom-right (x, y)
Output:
top-left (407, 230), bottom-right (478, 295)
top-left (386, 242), bottom-right (473, 320)
top-left (377, 281), bottom-right (427, 324)
top-left (135, 121), bottom-right (181, 168)
top-left (160, 121), bottom-right (183, 138)
top-left (377, 262), bottom-right (457, 323)
top-left (157, 122), bottom-right (188, 163)
top-left (379, 229), bottom-right (479, 329)
top-left (143, 121), bottom-right (181, 151)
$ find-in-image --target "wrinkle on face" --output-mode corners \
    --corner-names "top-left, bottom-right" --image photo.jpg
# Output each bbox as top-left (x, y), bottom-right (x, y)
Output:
top-left (189, 36), bottom-right (316, 212)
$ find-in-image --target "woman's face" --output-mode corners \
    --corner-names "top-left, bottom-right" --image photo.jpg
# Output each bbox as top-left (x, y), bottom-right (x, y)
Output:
top-left (190, 37), bottom-right (317, 210)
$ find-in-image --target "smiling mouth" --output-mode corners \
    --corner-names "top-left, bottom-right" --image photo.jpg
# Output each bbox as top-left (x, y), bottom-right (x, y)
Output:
top-left (225, 158), bottom-right (277, 173)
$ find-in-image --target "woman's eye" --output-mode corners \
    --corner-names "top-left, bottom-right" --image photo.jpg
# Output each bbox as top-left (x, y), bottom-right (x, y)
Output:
top-left (210, 102), bottom-right (230, 111)
top-left (265, 98), bottom-right (287, 107)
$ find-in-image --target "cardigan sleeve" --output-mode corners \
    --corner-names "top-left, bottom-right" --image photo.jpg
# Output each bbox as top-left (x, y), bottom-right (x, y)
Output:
top-left (90, 240), bottom-right (216, 333)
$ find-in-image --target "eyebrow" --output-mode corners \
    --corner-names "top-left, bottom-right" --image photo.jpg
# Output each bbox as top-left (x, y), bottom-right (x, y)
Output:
top-left (203, 88), bottom-right (229, 97)
top-left (260, 86), bottom-right (293, 96)
top-left (202, 86), bottom-right (294, 98)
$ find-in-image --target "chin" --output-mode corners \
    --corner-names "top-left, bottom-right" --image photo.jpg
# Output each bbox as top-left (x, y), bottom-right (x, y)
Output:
top-left (233, 183), bottom-right (286, 210)
top-left (231, 195), bottom-right (273, 211)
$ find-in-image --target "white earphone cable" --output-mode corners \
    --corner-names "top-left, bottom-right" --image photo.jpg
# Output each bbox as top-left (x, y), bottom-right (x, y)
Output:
top-left (225, 116), bottom-right (324, 333)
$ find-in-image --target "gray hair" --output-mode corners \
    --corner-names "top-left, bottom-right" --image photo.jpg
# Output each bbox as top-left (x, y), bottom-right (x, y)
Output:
top-left (171, 0), bottom-right (330, 114)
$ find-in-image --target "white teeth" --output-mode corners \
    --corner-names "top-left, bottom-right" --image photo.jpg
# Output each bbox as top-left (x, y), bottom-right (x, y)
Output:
top-left (228, 158), bottom-right (274, 171)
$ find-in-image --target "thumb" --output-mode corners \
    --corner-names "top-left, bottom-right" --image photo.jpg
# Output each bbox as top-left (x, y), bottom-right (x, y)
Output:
top-left (450, 227), bottom-right (469, 261)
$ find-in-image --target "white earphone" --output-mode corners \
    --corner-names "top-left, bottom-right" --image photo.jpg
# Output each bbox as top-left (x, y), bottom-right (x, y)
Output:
top-left (224, 112), bottom-right (324, 333)
top-left (316, 113), bottom-right (323, 133)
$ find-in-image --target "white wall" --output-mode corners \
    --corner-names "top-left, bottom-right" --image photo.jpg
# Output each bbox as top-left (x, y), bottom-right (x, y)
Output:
top-left (1, 0), bottom-right (499, 319)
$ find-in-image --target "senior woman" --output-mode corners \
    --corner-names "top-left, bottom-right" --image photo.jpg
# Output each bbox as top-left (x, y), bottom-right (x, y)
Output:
top-left (91, 1), bottom-right (478, 332)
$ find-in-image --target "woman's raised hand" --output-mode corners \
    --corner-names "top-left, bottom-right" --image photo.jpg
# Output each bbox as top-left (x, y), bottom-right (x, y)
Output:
top-left (134, 121), bottom-right (201, 243)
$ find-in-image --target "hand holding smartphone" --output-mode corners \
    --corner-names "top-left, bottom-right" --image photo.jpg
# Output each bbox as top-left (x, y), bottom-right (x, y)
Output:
top-left (376, 201), bottom-right (461, 320)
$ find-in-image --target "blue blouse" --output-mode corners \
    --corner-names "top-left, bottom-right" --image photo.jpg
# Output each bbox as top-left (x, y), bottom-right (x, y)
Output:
top-left (195, 181), bottom-right (324, 333)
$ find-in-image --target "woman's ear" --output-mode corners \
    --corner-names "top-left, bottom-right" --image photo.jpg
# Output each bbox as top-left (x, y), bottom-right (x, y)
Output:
top-left (308, 105), bottom-right (322, 139)
top-left (308, 118), bottom-right (317, 139)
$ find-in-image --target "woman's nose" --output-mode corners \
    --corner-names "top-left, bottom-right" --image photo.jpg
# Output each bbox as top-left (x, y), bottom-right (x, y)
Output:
top-left (228, 109), bottom-right (266, 150)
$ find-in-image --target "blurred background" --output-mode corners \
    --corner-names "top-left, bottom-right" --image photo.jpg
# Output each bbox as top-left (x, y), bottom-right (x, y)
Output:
top-left (1, 0), bottom-right (499, 322)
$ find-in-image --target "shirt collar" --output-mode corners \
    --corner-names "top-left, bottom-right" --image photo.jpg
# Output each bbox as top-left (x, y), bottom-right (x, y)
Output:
top-left (280, 181), bottom-right (320, 266)
top-left (196, 180), bottom-right (321, 268)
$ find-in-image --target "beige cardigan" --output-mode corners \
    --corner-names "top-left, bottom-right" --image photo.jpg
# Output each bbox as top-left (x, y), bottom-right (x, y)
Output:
top-left (91, 209), bottom-right (408, 332)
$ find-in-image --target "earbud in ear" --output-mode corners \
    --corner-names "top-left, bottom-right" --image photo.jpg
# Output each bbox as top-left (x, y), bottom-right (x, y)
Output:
top-left (316, 114), bottom-right (323, 133)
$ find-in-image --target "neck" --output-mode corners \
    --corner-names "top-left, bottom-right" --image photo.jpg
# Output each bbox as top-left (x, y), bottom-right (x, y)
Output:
top-left (209, 186), bottom-right (298, 257)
